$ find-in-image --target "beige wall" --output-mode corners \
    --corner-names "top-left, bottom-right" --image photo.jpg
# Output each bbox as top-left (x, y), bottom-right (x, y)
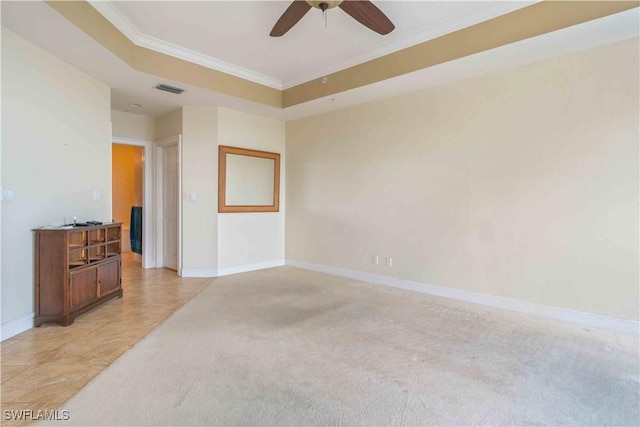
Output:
top-left (156, 108), bottom-right (183, 141)
top-left (111, 110), bottom-right (156, 141)
top-left (154, 106), bottom-right (285, 274)
top-left (217, 108), bottom-right (285, 268)
top-left (286, 38), bottom-right (639, 321)
top-left (1, 28), bottom-right (112, 324)
top-left (112, 144), bottom-right (143, 226)
top-left (181, 106), bottom-right (219, 271)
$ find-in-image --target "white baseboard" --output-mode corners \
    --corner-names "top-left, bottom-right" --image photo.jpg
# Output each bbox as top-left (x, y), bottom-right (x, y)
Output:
top-left (180, 268), bottom-right (219, 278)
top-left (181, 259), bottom-right (285, 278)
top-left (285, 259), bottom-right (639, 336)
top-left (1, 312), bottom-right (34, 341)
top-left (217, 259), bottom-right (285, 277)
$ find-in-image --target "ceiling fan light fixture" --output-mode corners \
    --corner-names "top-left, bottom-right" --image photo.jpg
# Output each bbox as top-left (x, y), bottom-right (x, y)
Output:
top-left (270, 0), bottom-right (393, 37)
top-left (306, 1), bottom-right (343, 10)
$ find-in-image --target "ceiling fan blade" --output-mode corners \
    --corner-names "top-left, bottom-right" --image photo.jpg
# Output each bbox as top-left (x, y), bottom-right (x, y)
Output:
top-left (339, 1), bottom-right (395, 35)
top-left (270, 1), bottom-right (312, 37)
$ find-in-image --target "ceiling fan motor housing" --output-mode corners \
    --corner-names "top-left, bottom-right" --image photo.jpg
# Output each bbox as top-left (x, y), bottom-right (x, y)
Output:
top-left (306, 1), bottom-right (343, 10)
top-left (271, 0), bottom-right (394, 37)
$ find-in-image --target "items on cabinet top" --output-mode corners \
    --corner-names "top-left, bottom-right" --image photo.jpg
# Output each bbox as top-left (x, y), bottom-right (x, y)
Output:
top-left (37, 221), bottom-right (111, 230)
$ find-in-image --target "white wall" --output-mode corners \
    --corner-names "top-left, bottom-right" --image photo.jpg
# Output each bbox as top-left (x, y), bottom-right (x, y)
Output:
top-left (1, 29), bottom-right (112, 328)
top-left (217, 108), bottom-right (285, 269)
top-left (0, 29), bottom-right (3, 337)
top-left (286, 38), bottom-right (639, 321)
top-left (156, 108), bottom-right (183, 141)
top-left (155, 106), bottom-right (285, 276)
top-left (181, 106), bottom-right (219, 273)
top-left (111, 110), bottom-right (156, 141)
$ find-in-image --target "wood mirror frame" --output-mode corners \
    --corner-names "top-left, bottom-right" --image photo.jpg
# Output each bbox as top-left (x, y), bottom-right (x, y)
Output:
top-left (218, 145), bottom-right (281, 213)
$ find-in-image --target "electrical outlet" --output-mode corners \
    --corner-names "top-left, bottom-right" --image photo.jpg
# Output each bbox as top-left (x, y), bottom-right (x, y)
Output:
top-left (373, 255), bottom-right (379, 265)
top-left (385, 257), bottom-right (393, 267)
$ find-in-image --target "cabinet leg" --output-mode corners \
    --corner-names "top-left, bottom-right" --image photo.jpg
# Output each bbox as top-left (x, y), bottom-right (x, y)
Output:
top-left (60, 316), bottom-right (74, 327)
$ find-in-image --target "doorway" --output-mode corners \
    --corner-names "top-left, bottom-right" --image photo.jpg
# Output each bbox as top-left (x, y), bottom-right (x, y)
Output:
top-left (112, 143), bottom-right (144, 267)
top-left (111, 137), bottom-right (153, 269)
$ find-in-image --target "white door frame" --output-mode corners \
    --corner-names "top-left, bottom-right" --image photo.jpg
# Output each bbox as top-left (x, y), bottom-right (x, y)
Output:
top-left (112, 137), bottom-right (154, 269)
top-left (155, 135), bottom-right (183, 276)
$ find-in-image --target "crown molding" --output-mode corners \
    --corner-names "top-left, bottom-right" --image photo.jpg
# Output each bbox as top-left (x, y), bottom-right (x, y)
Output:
top-left (86, 0), bottom-right (536, 92)
top-left (87, 0), bottom-right (283, 90)
top-left (87, 0), bottom-right (142, 41)
top-left (136, 33), bottom-right (282, 89)
top-left (279, 8), bottom-right (640, 121)
top-left (281, 1), bottom-right (538, 89)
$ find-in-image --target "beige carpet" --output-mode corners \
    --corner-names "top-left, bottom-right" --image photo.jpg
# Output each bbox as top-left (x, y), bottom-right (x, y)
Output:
top-left (47, 267), bottom-right (638, 426)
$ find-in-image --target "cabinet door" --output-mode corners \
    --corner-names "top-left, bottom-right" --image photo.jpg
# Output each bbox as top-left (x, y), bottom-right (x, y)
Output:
top-left (69, 266), bottom-right (98, 312)
top-left (99, 259), bottom-right (120, 296)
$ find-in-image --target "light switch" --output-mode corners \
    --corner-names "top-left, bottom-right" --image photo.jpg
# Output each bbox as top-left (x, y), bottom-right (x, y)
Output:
top-left (190, 193), bottom-right (197, 201)
top-left (92, 190), bottom-right (102, 201)
top-left (1, 187), bottom-right (14, 201)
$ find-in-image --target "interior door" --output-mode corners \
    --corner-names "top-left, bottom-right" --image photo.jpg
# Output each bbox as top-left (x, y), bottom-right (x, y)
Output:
top-left (162, 145), bottom-right (179, 270)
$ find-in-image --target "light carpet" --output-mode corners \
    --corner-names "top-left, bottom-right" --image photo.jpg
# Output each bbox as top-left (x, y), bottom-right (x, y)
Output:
top-left (46, 267), bottom-right (639, 426)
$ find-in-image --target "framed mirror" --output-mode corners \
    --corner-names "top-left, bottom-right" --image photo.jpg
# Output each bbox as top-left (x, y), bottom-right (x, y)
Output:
top-left (218, 145), bottom-right (280, 213)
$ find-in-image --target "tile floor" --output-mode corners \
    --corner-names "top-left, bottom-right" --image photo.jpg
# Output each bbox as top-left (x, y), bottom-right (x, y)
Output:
top-left (1, 253), bottom-right (211, 426)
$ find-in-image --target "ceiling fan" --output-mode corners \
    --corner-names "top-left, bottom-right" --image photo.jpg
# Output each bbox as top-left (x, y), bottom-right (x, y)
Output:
top-left (270, 1), bottom-right (395, 37)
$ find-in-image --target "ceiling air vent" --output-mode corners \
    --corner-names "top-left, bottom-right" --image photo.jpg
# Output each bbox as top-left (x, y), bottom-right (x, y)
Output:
top-left (154, 84), bottom-right (185, 94)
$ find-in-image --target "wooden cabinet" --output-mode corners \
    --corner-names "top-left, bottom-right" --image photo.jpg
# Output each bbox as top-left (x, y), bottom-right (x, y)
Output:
top-left (34, 223), bottom-right (123, 327)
